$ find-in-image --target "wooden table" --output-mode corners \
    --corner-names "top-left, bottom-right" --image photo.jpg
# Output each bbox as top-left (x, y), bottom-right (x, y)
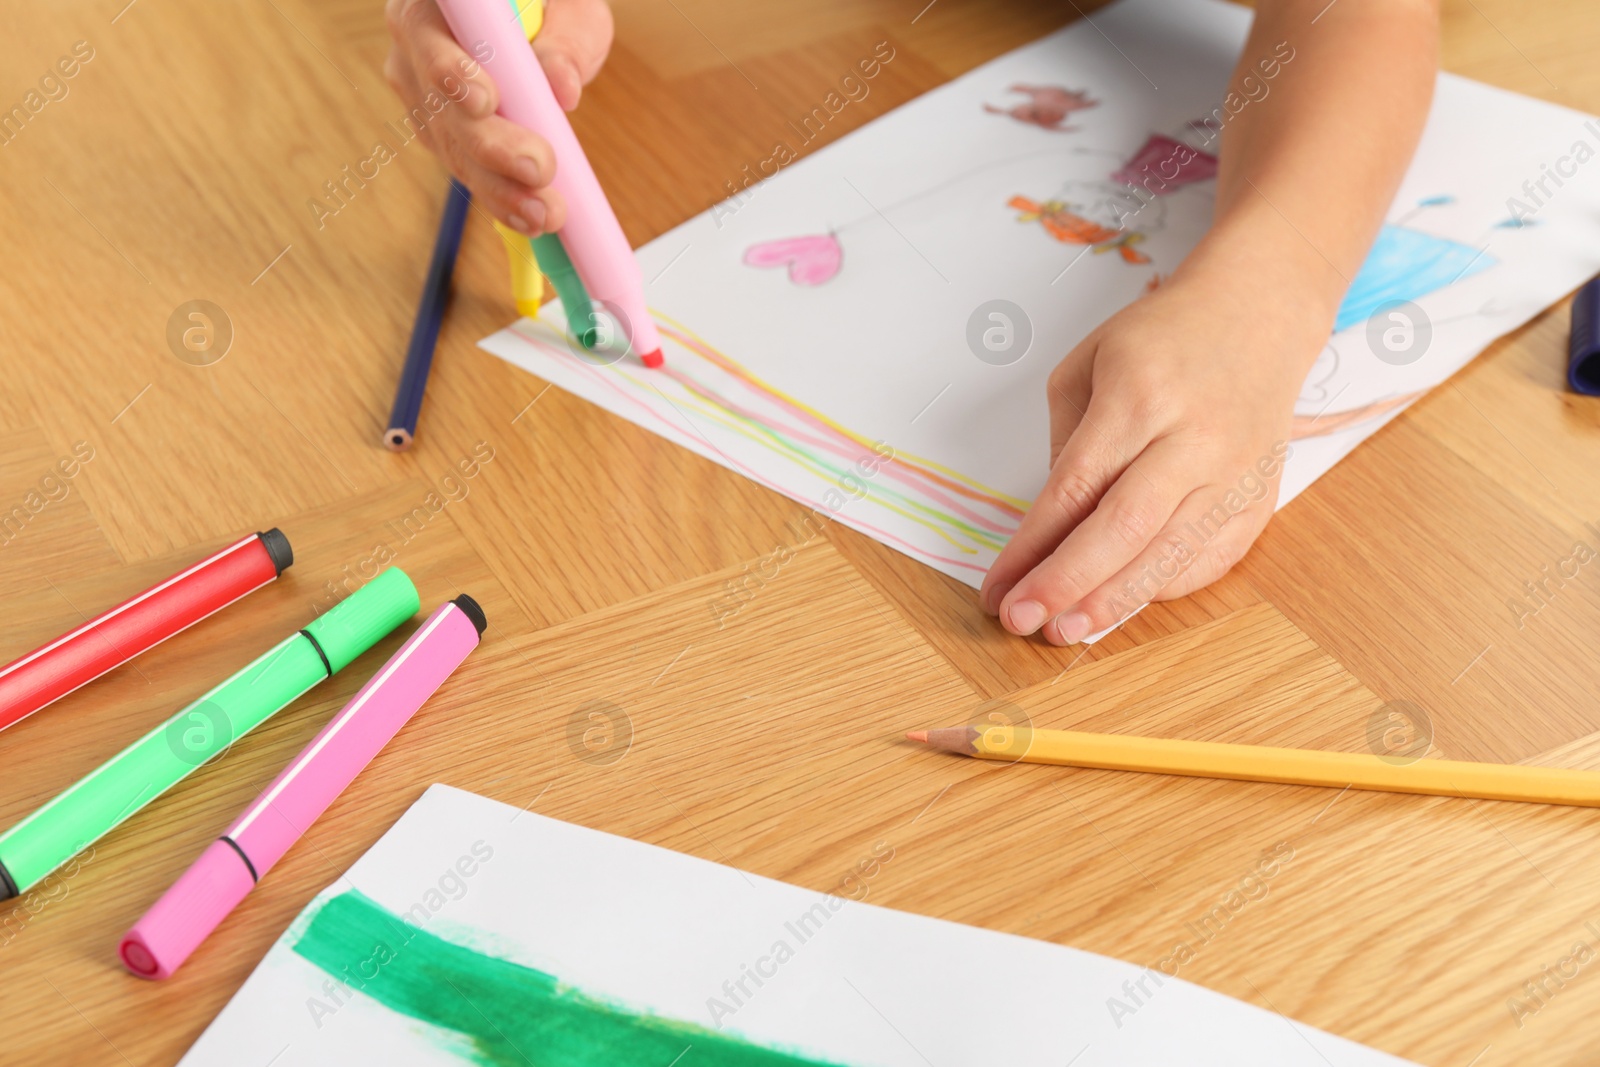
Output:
top-left (2, 0), bottom-right (1597, 1062)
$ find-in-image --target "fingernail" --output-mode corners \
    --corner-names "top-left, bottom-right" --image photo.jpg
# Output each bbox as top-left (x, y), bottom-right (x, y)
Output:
top-left (507, 213), bottom-right (533, 236)
top-left (980, 584), bottom-right (1009, 616)
top-left (1055, 611), bottom-right (1093, 645)
top-left (550, 58), bottom-right (581, 111)
top-left (1005, 600), bottom-right (1048, 635)
top-left (512, 156), bottom-right (541, 188)
top-left (520, 199), bottom-right (547, 231)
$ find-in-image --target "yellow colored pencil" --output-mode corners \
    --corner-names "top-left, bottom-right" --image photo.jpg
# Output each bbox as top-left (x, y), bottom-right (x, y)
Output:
top-left (907, 725), bottom-right (1600, 807)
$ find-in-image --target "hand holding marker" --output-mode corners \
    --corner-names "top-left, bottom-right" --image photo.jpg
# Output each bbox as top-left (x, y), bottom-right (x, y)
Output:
top-left (121, 595), bottom-right (486, 978)
top-left (435, 0), bottom-right (664, 367)
top-left (385, 0), bottom-right (653, 448)
top-left (0, 568), bottom-right (420, 902)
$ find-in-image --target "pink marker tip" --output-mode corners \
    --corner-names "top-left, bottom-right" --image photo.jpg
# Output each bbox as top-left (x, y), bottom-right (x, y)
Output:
top-left (640, 349), bottom-right (664, 369)
top-left (120, 838), bottom-right (255, 979)
top-left (906, 730), bottom-right (928, 743)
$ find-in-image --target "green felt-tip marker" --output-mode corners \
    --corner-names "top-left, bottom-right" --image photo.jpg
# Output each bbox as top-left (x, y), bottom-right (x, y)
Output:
top-left (0, 567), bottom-right (420, 901)
top-left (531, 233), bottom-right (600, 347)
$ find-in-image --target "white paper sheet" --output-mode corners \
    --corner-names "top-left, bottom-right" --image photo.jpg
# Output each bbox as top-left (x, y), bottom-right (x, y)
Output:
top-left (184, 784), bottom-right (1414, 1066)
top-left (479, 0), bottom-right (1600, 604)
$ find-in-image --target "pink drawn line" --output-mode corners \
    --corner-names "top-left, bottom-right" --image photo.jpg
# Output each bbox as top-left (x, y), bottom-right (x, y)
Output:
top-left (509, 324), bottom-right (990, 576)
top-left (658, 323), bottom-right (1028, 520)
top-left (659, 364), bottom-right (1018, 538)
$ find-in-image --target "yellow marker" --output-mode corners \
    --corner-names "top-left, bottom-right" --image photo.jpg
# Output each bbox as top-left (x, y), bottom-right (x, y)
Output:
top-left (514, 0), bottom-right (543, 40)
top-left (490, 1), bottom-right (546, 317)
top-left (908, 724), bottom-right (1600, 807)
top-left (493, 221), bottom-right (547, 318)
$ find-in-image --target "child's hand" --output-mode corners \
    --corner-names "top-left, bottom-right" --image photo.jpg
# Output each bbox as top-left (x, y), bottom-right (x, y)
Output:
top-left (383, 0), bottom-right (614, 235)
top-left (979, 266), bottom-right (1332, 646)
top-left (976, 0), bottom-right (1441, 646)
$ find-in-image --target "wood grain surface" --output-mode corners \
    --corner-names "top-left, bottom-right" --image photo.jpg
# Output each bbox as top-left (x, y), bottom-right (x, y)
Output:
top-left (1, 0), bottom-right (1598, 1064)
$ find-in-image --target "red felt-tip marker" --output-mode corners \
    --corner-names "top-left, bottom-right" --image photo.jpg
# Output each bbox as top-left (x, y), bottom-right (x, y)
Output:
top-left (0, 529), bottom-right (294, 734)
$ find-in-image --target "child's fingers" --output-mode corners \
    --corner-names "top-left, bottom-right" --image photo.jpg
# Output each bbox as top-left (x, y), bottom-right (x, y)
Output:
top-left (1041, 487), bottom-right (1271, 645)
top-left (387, 0), bottom-right (497, 118)
top-left (406, 103), bottom-right (562, 230)
top-left (997, 436), bottom-right (1191, 639)
top-left (424, 108), bottom-right (558, 219)
top-left (533, 0), bottom-right (615, 110)
top-left (1144, 501), bottom-right (1267, 602)
top-left (454, 115), bottom-right (557, 191)
top-left (460, 160), bottom-right (567, 234)
top-left (979, 387), bottom-right (1139, 617)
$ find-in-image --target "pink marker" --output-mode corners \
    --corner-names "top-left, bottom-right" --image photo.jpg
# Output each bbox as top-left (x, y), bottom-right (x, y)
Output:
top-left (437, 0), bottom-right (665, 369)
top-left (118, 596), bottom-right (486, 979)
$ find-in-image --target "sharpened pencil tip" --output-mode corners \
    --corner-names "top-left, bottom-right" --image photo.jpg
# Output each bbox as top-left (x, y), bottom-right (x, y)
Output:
top-left (906, 730), bottom-right (928, 743)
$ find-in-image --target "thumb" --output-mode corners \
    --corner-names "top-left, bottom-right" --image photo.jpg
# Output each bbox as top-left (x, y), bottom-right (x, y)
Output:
top-left (532, 0), bottom-right (615, 110)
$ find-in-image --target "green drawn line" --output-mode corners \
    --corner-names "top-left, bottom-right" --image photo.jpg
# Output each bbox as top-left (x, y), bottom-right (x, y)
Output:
top-left (292, 890), bottom-right (850, 1067)
top-left (672, 390), bottom-right (993, 554)
top-left (669, 377), bottom-right (1007, 551)
top-left (509, 317), bottom-right (1018, 558)
top-left (646, 370), bottom-right (1006, 553)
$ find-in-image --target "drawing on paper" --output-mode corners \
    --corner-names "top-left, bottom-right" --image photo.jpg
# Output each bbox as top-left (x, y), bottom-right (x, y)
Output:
top-left (1111, 132), bottom-right (1220, 192)
top-left (744, 234), bottom-right (844, 286)
top-left (566, 184), bottom-right (1527, 584)
top-left (552, 186), bottom-right (1529, 584)
top-left (1007, 192), bottom-right (1154, 263)
top-left (1002, 127), bottom-right (1219, 268)
top-left (509, 314), bottom-right (1026, 577)
top-left (745, 126), bottom-right (1223, 281)
top-left (476, 0), bottom-right (1600, 602)
top-left (291, 890), bottom-right (846, 1067)
top-left (187, 783), bottom-right (1421, 1065)
top-left (983, 84), bottom-right (1098, 130)
top-left (1006, 133), bottom-right (1218, 267)
top-left (1290, 194), bottom-right (1523, 438)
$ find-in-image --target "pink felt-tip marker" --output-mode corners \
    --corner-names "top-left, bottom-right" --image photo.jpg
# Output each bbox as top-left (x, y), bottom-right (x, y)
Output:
top-left (435, 0), bottom-right (665, 369)
top-left (118, 595), bottom-right (486, 980)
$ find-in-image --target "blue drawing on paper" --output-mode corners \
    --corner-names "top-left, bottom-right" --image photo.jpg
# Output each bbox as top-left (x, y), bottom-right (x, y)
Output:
top-left (1334, 223), bottom-right (1495, 333)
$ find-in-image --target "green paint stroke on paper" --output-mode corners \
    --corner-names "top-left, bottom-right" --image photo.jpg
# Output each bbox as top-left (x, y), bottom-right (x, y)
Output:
top-left (292, 890), bottom-right (848, 1067)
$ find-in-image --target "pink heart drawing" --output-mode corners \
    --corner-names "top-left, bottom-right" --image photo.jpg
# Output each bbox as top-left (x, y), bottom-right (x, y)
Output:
top-left (742, 235), bottom-right (843, 286)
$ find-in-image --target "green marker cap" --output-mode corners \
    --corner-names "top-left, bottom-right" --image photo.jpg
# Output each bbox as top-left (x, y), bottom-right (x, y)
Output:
top-left (305, 568), bottom-right (420, 673)
top-left (532, 233), bottom-right (599, 348)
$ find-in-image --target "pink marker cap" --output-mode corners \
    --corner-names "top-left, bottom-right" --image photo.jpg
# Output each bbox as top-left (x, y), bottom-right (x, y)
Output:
top-left (120, 839), bottom-right (255, 980)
